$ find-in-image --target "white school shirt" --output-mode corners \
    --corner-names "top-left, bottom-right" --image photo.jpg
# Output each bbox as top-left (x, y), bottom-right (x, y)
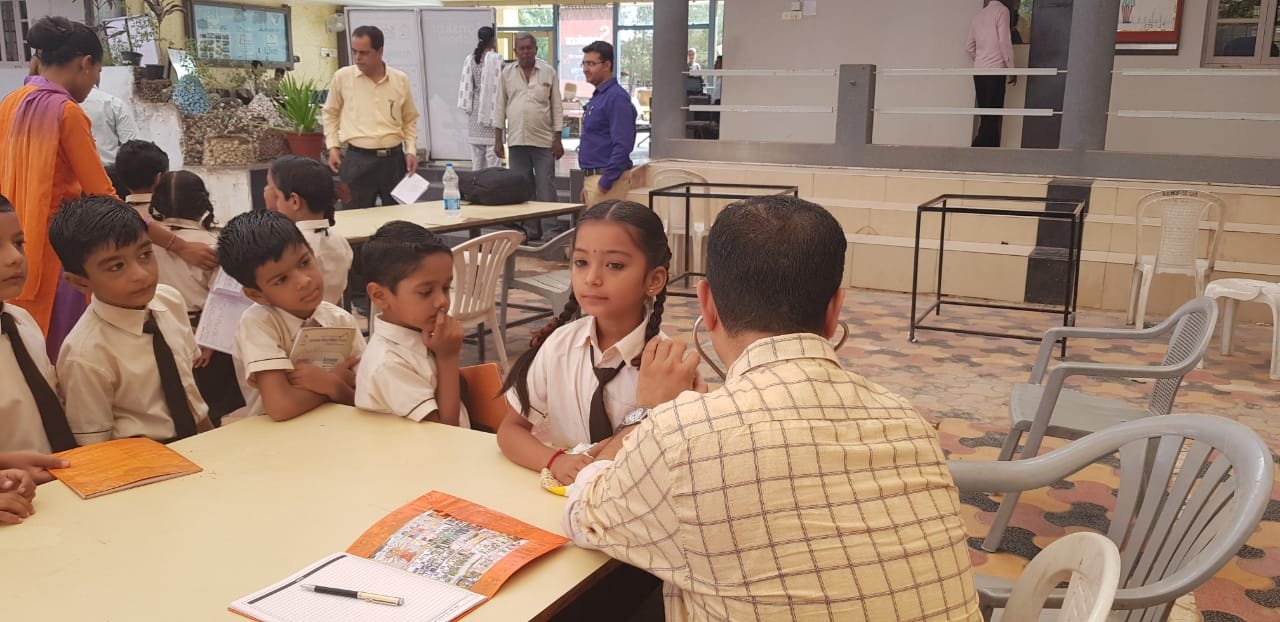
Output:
top-left (297, 219), bottom-right (353, 306)
top-left (504, 315), bottom-right (663, 449)
top-left (234, 301), bottom-right (366, 417)
top-left (57, 285), bottom-right (211, 444)
top-left (0, 304), bottom-right (57, 453)
top-left (355, 315), bottom-right (470, 428)
top-left (154, 218), bottom-right (217, 313)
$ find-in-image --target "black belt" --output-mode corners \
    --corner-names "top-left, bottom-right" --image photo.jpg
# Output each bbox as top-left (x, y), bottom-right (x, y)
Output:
top-left (346, 145), bottom-right (404, 157)
top-left (581, 168), bottom-right (607, 176)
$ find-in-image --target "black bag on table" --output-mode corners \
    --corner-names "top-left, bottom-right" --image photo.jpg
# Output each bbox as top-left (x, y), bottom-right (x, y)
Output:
top-left (457, 167), bottom-right (534, 205)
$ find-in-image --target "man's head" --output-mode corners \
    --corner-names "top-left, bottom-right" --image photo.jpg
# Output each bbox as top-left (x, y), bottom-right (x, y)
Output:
top-left (514, 32), bottom-right (538, 69)
top-left (265, 155), bottom-right (336, 225)
top-left (50, 195), bottom-right (157, 309)
top-left (687, 48), bottom-right (697, 65)
top-left (217, 210), bottom-right (323, 319)
top-left (581, 40), bottom-right (614, 87)
top-left (361, 220), bottom-right (454, 332)
top-left (698, 195), bottom-right (847, 357)
top-left (115, 140), bottom-right (169, 194)
top-left (350, 25), bottom-right (385, 77)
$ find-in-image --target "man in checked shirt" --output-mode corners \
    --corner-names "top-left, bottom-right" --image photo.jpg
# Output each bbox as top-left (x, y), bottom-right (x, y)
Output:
top-left (563, 195), bottom-right (981, 621)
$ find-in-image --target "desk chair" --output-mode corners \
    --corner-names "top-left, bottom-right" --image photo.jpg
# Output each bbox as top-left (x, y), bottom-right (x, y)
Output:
top-left (451, 231), bottom-right (524, 372)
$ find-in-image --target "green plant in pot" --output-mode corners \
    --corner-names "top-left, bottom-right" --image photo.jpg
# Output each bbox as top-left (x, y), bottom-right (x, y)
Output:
top-left (277, 76), bottom-right (325, 159)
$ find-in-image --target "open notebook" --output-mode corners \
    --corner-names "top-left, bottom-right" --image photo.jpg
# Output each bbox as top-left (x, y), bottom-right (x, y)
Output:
top-left (50, 438), bottom-right (202, 499)
top-left (231, 491), bottom-right (568, 622)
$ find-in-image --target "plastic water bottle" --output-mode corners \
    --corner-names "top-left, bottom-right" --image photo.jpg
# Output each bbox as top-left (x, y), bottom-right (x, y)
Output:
top-left (442, 163), bottom-right (461, 214)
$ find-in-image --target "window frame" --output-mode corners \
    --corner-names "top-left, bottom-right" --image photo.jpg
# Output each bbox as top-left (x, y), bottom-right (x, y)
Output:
top-left (0, 0), bottom-right (30, 66)
top-left (1202, 0), bottom-right (1280, 67)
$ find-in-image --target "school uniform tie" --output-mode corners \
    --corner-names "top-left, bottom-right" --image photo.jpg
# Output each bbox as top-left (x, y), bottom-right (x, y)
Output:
top-left (589, 351), bottom-right (626, 443)
top-left (143, 315), bottom-right (198, 441)
top-left (1, 310), bottom-right (77, 452)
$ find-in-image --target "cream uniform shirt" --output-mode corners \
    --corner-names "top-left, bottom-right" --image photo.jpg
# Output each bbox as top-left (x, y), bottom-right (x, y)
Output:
top-left (0, 304), bottom-right (57, 453)
top-left (297, 220), bottom-right (353, 306)
top-left (57, 285), bottom-right (211, 444)
top-left (504, 315), bottom-right (663, 449)
top-left (234, 301), bottom-right (366, 417)
top-left (355, 315), bottom-right (469, 427)
top-left (154, 218), bottom-right (217, 313)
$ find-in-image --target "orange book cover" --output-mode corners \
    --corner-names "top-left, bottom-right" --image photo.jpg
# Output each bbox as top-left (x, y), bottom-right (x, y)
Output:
top-left (346, 490), bottom-right (569, 598)
top-left (50, 437), bottom-right (202, 499)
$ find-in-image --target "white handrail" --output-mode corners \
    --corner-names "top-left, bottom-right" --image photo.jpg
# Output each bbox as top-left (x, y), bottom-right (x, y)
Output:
top-left (686, 69), bottom-right (836, 77)
top-left (683, 105), bottom-right (834, 113)
top-left (875, 106), bottom-right (1058, 117)
top-left (1116, 109), bottom-right (1280, 121)
top-left (879, 68), bottom-right (1062, 77)
top-left (1115, 68), bottom-right (1280, 77)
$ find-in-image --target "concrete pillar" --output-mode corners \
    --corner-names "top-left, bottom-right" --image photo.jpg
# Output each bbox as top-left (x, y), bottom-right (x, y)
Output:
top-left (1059, 0), bottom-right (1121, 151)
top-left (651, 0), bottom-right (689, 157)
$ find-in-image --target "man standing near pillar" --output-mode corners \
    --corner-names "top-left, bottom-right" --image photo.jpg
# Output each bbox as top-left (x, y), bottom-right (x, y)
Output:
top-left (323, 25), bottom-right (420, 209)
top-left (577, 41), bottom-right (636, 207)
top-left (494, 32), bottom-right (564, 240)
top-left (966, 0), bottom-right (1016, 147)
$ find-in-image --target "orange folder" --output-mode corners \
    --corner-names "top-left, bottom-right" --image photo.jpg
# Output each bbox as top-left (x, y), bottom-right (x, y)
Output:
top-left (50, 437), bottom-right (202, 499)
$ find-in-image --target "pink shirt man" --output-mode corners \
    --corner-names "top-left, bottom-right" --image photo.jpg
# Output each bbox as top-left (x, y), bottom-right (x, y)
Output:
top-left (966, 1), bottom-right (1015, 69)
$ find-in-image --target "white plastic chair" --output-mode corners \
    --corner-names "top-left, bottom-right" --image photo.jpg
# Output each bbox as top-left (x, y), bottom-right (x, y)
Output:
top-left (1001, 532), bottom-right (1121, 622)
top-left (498, 228), bottom-right (575, 346)
top-left (1126, 189), bottom-right (1225, 329)
top-left (1204, 278), bottom-right (1280, 380)
top-left (650, 168), bottom-right (711, 274)
top-left (450, 231), bottom-right (523, 373)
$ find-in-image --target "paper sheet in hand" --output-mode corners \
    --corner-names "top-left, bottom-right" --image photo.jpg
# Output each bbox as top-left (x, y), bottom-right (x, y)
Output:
top-left (196, 269), bottom-right (254, 354)
top-left (289, 327), bottom-right (357, 370)
top-left (229, 553), bottom-right (485, 622)
top-left (391, 173), bottom-right (430, 205)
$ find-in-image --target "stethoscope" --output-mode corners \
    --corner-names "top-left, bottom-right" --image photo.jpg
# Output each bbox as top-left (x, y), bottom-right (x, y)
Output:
top-left (691, 317), bottom-right (851, 380)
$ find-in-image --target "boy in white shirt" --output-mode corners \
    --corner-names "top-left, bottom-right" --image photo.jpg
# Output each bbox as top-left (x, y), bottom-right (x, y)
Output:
top-left (263, 155), bottom-right (353, 306)
top-left (50, 196), bottom-right (212, 445)
top-left (218, 210), bottom-right (364, 421)
top-left (354, 221), bottom-right (467, 427)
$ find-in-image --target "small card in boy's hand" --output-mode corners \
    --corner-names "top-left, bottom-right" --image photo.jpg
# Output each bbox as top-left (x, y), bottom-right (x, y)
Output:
top-left (289, 327), bottom-right (358, 371)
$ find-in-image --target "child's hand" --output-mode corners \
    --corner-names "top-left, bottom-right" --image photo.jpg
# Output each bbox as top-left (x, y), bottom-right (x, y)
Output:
top-left (0, 491), bottom-right (34, 524)
top-left (0, 452), bottom-right (69, 485)
top-left (334, 356), bottom-right (361, 388)
top-left (635, 338), bottom-right (701, 409)
top-left (287, 363), bottom-right (338, 397)
top-left (422, 309), bottom-right (463, 360)
top-left (0, 469), bottom-right (34, 500)
top-left (194, 346), bottom-right (214, 369)
top-left (550, 453), bottom-right (594, 486)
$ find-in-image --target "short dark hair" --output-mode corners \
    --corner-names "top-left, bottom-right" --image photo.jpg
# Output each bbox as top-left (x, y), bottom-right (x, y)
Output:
top-left (27, 17), bottom-right (102, 66)
top-left (217, 210), bottom-right (309, 290)
top-left (705, 195), bottom-right (847, 335)
top-left (582, 40), bottom-right (614, 67)
top-left (0, 193), bottom-right (12, 213)
top-left (115, 140), bottom-right (169, 192)
top-left (270, 155), bottom-right (336, 225)
top-left (151, 170), bottom-right (215, 230)
top-left (49, 195), bottom-right (147, 277)
top-left (514, 32), bottom-right (537, 46)
top-left (360, 221), bottom-right (452, 290)
top-left (352, 25), bottom-right (384, 50)
top-left (104, 164), bottom-right (130, 197)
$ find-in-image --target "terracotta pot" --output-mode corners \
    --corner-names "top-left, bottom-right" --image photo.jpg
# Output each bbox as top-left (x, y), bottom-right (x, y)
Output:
top-left (284, 132), bottom-right (325, 160)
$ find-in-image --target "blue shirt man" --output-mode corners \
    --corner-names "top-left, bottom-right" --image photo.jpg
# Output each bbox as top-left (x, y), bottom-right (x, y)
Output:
top-left (577, 41), bottom-right (637, 206)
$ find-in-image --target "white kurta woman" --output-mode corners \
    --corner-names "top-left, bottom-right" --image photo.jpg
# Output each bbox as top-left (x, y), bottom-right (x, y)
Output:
top-left (458, 26), bottom-right (503, 171)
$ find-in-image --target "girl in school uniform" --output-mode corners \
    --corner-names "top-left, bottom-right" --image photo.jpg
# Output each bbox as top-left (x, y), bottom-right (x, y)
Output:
top-left (499, 200), bottom-right (676, 486)
top-left (150, 170), bottom-right (245, 425)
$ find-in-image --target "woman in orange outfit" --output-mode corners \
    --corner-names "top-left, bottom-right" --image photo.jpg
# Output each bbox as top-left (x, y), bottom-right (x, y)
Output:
top-left (0, 17), bottom-right (215, 357)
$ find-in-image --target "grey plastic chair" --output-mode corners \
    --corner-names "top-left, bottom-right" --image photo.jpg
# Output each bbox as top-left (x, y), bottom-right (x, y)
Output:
top-left (1002, 532), bottom-right (1120, 622)
top-left (951, 414), bottom-right (1273, 622)
top-left (498, 227), bottom-right (575, 345)
top-left (982, 296), bottom-right (1218, 552)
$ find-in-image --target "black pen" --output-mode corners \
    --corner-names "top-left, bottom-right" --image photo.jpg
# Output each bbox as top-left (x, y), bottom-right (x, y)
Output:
top-left (299, 583), bottom-right (404, 606)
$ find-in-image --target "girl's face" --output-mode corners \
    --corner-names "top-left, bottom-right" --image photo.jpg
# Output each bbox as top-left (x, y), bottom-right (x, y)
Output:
top-left (571, 220), bottom-right (666, 323)
top-left (0, 212), bottom-right (28, 300)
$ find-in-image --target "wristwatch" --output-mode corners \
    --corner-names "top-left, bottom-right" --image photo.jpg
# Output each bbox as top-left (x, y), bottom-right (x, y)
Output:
top-left (618, 407), bottom-right (650, 429)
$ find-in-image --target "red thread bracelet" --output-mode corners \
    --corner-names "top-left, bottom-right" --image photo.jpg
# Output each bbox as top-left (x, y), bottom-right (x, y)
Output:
top-left (545, 448), bottom-right (567, 470)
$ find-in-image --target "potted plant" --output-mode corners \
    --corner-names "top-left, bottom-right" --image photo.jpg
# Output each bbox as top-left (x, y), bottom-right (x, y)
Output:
top-left (276, 76), bottom-right (325, 159)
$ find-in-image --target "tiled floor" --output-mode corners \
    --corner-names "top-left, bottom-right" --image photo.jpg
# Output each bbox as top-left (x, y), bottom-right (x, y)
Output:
top-left (481, 282), bottom-right (1279, 621)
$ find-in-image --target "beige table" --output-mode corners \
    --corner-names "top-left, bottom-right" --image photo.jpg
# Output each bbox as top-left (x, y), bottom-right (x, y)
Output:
top-left (0, 406), bottom-right (614, 620)
top-left (333, 201), bottom-right (584, 242)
